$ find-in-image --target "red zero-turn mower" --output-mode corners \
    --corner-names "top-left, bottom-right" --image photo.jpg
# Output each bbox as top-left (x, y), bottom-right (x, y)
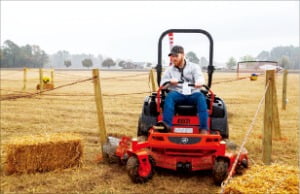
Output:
top-left (103, 29), bottom-right (248, 185)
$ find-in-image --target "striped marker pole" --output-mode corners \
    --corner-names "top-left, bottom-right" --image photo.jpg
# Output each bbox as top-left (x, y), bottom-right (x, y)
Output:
top-left (168, 32), bottom-right (174, 66)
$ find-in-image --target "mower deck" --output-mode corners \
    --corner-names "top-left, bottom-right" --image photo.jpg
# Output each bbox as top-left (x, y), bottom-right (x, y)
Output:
top-left (147, 132), bottom-right (226, 171)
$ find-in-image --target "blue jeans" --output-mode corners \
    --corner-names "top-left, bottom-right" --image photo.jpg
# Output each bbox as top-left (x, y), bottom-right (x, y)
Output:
top-left (163, 91), bottom-right (208, 130)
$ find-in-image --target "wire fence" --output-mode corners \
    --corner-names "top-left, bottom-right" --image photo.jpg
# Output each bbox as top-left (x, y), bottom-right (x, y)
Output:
top-left (0, 68), bottom-right (300, 193)
top-left (1, 78), bottom-right (151, 101)
top-left (0, 77), bottom-right (95, 101)
top-left (1, 69), bottom-right (297, 192)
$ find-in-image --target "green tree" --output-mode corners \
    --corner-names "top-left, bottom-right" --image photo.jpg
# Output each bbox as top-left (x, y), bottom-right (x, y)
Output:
top-left (31, 45), bottom-right (48, 68)
top-left (269, 46), bottom-right (300, 69)
top-left (226, 57), bottom-right (237, 69)
top-left (186, 51), bottom-right (200, 64)
top-left (118, 60), bottom-right (126, 68)
top-left (102, 58), bottom-right (116, 68)
top-left (200, 57), bottom-right (208, 68)
top-left (64, 60), bottom-right (72, 68)
top-left (279, 56), bottom-right (290, 69)
top-left (240, 55), bottom-right (255, 61)
top-left (256, 51), bottom-right (270, 60)
top-left (82, 58), bottom-right (93, 68)
top-left (2, 40), bottom-right (20, 67)
top-left (0, 48), bottom-right (6, 68)
top-left (1, 40), bottom-right (48, 68)
top-left (20, 44), bottom-right (33, 67)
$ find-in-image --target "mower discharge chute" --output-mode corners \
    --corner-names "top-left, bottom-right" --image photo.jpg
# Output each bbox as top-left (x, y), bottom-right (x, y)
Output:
top-left (103, 29), bottom-right (249, 185)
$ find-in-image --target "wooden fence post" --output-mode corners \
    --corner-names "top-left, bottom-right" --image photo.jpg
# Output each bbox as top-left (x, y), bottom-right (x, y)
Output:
top-left (272, 71), bottom-right (281, 138)
top-left (23, 68), bottom-right (27, 90)
top-left (150, 69), bottom-right (157, 92)
top-left (263, 70), bottom-right (273, 165)
top-left (236, 64), bottom-right (240, 79)
top-left (39, 68), bottom-right (44, 91)
top-left (282, 69), bottom-right (288, 110)
top-left (51, 69), bottom-right (54, 85)
top-left (263, 70), bottom-right (281, 165)
top-left (92, 69), bottom-right (107, 156)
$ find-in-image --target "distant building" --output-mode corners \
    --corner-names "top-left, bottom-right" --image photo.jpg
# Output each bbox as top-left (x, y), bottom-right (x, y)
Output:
top-left (132, 62), bottom-right (147, 69)
top-left (119, 61), bottom-right (152, 69)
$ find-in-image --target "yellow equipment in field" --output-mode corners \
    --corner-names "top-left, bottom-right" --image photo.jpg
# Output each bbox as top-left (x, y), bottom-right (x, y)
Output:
top-left (250, 73), bottom-right (258, 81)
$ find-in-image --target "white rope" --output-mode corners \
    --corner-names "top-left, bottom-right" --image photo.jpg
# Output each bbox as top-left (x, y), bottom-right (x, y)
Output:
top-left (220, 80), bottom-right (270, 194)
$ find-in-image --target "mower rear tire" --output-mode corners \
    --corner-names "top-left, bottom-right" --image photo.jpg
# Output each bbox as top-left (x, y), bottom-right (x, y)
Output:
top-left (126, 155), bottom-right (154, 183)
top-left (212, 158), bottom-right (229, 185)
top-left (137, 115), bottom-right (156, 137)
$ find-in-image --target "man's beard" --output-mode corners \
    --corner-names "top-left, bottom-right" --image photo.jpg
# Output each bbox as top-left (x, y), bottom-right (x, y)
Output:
top-left (174, 56), bottom-right (184, 66)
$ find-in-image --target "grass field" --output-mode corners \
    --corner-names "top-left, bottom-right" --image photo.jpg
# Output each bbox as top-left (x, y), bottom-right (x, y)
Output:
top-left (1, 69), bottom-right (299, 193)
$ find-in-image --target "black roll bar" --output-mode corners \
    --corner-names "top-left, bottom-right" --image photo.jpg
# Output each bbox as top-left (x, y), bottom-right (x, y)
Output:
top-left (155, 29), bottom-right (215, 88)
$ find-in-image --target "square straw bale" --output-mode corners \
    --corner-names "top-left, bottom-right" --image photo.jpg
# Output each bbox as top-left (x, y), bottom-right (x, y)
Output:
top-left (223, 164), bottom-right (299, 194)
top-left (4, 133), bottom-right (83, 175)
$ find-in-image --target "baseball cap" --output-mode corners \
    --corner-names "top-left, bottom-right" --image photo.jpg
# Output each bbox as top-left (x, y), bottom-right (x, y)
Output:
top-left (168, 45), bottom-right (184, 56)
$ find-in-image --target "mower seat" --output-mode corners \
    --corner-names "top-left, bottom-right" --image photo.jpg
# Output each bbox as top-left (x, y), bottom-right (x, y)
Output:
top-left (175, 105), bottom-right (197, 116)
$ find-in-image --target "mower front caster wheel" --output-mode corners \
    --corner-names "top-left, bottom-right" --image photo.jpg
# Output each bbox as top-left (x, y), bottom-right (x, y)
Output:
top-left (126, 155), bottom-right (154, 183)
top-left (212, 159), bottom-right (229, 185)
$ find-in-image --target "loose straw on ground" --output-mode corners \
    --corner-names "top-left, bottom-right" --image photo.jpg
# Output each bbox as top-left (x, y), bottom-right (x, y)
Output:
top-left (222, 164), bottom-right (299, 194)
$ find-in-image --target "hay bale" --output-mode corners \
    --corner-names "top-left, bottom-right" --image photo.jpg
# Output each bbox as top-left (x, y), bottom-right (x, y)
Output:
top-left (4, 133), bottom-right (83, 175)
top-left (223, 164), bottom-right (299, 194)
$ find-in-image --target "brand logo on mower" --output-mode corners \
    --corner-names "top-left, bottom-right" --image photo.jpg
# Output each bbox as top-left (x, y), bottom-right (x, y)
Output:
top-left (168, 137), bottom-right (201, 144)
top-left (177, 118), bottom-right (190, 124)
top-left (181, 137), bottom-right (189, 144)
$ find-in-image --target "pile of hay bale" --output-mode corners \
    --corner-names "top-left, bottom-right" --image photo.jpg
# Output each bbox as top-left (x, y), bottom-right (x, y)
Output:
top-left (222, 163), bottom-right (299, 193)
top-left (4, 133), bottom-right (83, 175)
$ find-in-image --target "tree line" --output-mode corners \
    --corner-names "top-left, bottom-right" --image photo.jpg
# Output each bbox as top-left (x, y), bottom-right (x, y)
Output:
top-left (0, 40), bottom-right (48, 68)
top-left (226, 46), bottom-right (300, 69)
top-left (50, 50), bottom-right (149, 69)
top-left (1, 39), bottom-right (299, 69)
top-left (0, 40), bottom-right (122, 69)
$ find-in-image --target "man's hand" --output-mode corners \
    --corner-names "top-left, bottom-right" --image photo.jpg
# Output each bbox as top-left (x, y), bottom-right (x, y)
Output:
top-left (170, 78), bottom-right (179, 85)
top-left (194, 81), bottom-right (202, 88)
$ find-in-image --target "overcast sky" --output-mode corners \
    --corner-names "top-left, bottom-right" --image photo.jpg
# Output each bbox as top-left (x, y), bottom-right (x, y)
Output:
top-left (1, 1), bottom-right (299, 64)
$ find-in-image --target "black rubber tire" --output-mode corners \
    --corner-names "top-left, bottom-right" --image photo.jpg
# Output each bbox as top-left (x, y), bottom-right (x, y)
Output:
top-left (137, 116), bottom-right (144, 136)
top-left (126, 156), bottom-right (154, 183)
top-left (212, 159), bottom-right (229, 185)
top-left (137, 115), bottom-right (156, 137)
top-left (137, 116), bottom-right (147, 136)
top-left (235, 159), bottom-right (249, 175)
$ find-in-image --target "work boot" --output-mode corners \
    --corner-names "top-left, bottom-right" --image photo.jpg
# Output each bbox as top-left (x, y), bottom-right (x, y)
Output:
top-left (200, 129), bottom-right (209, 134)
